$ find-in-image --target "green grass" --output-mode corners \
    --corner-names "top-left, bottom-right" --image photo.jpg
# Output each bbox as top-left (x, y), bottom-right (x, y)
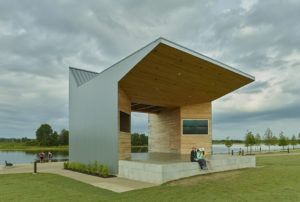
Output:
top-left (0, 142), bottom-right (68, 151)
top-left (1, 155), bottom-right (300, 201)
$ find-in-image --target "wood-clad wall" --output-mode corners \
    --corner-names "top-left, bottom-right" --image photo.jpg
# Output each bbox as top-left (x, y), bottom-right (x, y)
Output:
top-left (180, 102), bottom-right (212, 154)
top-left (148, 108), bottom-right (180, 153)
top-left (118, 87), bottom-right (131, 160)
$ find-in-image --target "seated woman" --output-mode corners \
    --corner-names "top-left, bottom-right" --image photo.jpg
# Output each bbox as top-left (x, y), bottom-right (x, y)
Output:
top-left (202, 149), bottom-right (213, 170)
top-left (197, 148), bottom-right (207, 170)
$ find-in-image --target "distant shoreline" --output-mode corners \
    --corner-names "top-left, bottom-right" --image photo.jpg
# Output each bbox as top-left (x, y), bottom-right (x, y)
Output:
top-left (0, 142), bottom-right (68, 151)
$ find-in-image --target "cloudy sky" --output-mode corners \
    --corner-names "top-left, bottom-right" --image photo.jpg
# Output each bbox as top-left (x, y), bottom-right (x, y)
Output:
top-left (1, 0), bottom-right (300, 140)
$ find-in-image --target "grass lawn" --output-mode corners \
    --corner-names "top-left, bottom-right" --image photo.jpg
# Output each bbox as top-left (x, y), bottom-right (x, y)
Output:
top-left (1, 155), bottom-right (300, 201)
top-left (0, 142), bottom-right (68, 151)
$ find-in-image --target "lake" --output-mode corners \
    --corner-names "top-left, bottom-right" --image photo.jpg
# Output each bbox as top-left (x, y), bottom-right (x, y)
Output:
top-left (0, 150), bottom-right (68, 165)
top-left (1, 143), bottom-right (299, 165)
top-left (212, 143), bottom-right (300, 153)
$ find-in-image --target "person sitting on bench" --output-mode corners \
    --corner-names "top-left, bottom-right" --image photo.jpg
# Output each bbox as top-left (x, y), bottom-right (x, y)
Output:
top-left (5, 160), bottom-right (13, 167)
top-left (190, 146), bottom-right (197, 162)
top-left (197, 148), bottom-right (207, 170)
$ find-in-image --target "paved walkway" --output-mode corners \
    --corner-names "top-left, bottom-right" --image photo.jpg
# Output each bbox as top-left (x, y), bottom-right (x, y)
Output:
top-left (0, 162), bottom-right (157, 193)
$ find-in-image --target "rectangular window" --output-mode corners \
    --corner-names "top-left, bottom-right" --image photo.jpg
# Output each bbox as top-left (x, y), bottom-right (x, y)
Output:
top-left (182, 119), bottom-right (208, 135)
top-left (120, 111), bottom-right (131, 133)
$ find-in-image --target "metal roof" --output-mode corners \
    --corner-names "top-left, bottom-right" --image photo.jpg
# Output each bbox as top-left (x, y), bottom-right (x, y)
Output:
top-left (69, 67), bottom-right (99, 87)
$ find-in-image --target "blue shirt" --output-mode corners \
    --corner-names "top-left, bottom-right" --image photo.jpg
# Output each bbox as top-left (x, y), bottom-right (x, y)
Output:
top-left (197, 152), bottom-right (203, 159)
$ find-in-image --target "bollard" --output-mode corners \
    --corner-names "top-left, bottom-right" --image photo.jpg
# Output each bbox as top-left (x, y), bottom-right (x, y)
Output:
top-left (231, 150), bottom-right (234, 156)
top-left (288, 147), bottom-right (290, 153)
top-left (34, 161), bottom-right (37, 173)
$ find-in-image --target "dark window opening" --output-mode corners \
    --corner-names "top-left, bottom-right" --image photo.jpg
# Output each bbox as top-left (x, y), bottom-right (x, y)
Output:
top-left (120, 111), bottom-right (131, 133)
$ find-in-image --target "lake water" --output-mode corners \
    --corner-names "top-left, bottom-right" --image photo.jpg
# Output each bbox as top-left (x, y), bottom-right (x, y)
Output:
top-left (212, 144), bottom-right (300, 154)
top-left (0, 150), bottom-right (68, 165)
top-left (1, 144), bottom-right (299, 165)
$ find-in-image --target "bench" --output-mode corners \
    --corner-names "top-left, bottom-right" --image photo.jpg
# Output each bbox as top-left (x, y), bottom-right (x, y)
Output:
top-left (5, 160), bottom-right (13, 167)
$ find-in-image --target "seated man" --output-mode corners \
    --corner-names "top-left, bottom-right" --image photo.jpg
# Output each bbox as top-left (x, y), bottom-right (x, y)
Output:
top-left (190, 146), bottom-right (197, 162)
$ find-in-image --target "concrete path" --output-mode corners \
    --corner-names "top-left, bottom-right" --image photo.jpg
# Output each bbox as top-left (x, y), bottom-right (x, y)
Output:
top-left (0, 162), bottom-right (157, 193)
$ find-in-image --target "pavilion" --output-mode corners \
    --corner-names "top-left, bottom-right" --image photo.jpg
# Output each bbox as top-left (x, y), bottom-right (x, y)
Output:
top-left (69, 37), bottom-right (255, 175)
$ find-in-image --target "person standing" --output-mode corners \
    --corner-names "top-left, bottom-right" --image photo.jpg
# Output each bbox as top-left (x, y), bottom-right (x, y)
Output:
top-left (39, 152), bottom-right (44, 163)
top-left (48, 152), bottom-right (53, 162)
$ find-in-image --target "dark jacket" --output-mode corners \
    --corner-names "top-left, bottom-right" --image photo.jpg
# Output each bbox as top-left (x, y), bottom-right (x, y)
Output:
top-left (190, 150), bottom-right (197, 162)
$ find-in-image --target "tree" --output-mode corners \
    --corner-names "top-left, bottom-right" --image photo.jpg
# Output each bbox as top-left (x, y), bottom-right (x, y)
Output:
top-left (225, 136), bottom-right (233, 154)
top-left (290, 135), bottom-right (297, 150)
top-left (58, 129), bottom-right (69, 145)
top-left (255, 133), bottom-right (262, 152)
top-left (278, 132), bottom-right (288, 150)
top-left (50, 131), bottom-right (59, 146)
top-left (298, 133), bottom-right (300, 144)
top-left (21, 137), bottom-right (30, 143)
top-left (264, 128), bottom-right (273, 151)
top-left (245, 131), bottom-right (255, 154)
top-left (36, 124), bottom-right (53, 146)
top-left (271, 136), bottom-right (278, 150)
top-left (139, 133), bottom-right (148, 145)
top-left (131, 133), bottom-right (142, 146)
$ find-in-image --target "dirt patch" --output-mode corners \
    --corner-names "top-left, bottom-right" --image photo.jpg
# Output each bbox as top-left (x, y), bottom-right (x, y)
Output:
top-left (166, 168), bottom-right (250, 186)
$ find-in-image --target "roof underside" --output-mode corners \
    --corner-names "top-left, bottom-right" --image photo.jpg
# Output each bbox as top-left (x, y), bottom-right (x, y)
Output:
top-left (119, 43), bottom-right (254, 109)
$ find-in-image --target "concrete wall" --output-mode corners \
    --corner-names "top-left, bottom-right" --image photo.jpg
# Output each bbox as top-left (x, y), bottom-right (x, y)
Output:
top-left (119, 155), bottom-right (256, 184)
top-left (148, 108), bottom-right (180, 153)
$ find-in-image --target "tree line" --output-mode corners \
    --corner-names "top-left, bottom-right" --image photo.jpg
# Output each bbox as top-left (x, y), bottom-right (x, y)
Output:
top-left (34, 124), bottom-right (69, 146)
top-left (225, 128), bottom-right (300, 154)
top-left (0, 137), bottom-right (33, 143)
top-left (0, 124), bottom-right (69, 146)
top-left (131, 133), bottom-right (148, 146)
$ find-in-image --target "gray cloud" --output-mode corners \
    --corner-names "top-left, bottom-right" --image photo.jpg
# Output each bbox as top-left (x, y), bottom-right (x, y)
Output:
top-left (0, 0), bottom-right (300, 139)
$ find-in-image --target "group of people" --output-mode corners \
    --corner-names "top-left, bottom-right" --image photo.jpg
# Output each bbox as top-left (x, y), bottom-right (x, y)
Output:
top-left (190, 146), bottom-right (212, 170)
top-left (39, 151), bottom-right (53, 163)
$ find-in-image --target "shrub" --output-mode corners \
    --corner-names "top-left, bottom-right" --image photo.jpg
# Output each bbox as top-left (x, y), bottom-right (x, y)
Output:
top-left (102, 165), bottom-right (109, 176)
top-left (64, 160), bottom-right (111, 178)
top-left (98, 163), bottom-right (103, 175)
top-left (63, 161), bottom-right (69, 169)
top-left (67, 161), bottom-right (72, 169)
top-left (70, 162), bottom-right (76, 170)
top-left (92, 160), bottom-right (98, 174)
top-left (79, 163), bottom-right (85, 172)
top-left (75, 162), bottom-right (81, 171)
top-left (87, 162), bottom-right (93, 174)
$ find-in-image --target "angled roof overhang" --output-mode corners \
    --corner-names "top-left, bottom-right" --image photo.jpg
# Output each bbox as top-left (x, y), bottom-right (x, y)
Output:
top-left (119, 39), bottom-right (254, 108)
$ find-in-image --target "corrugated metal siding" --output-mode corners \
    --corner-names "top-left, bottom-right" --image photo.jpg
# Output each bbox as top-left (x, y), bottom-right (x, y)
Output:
top-left (70, 67), bottom-right (99, 87)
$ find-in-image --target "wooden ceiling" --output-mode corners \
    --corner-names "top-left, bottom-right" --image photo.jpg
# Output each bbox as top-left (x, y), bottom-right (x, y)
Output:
top-left (119, 43), bottom-right (254, 107)
top-left (131, 103), bottom-right (165, 113)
